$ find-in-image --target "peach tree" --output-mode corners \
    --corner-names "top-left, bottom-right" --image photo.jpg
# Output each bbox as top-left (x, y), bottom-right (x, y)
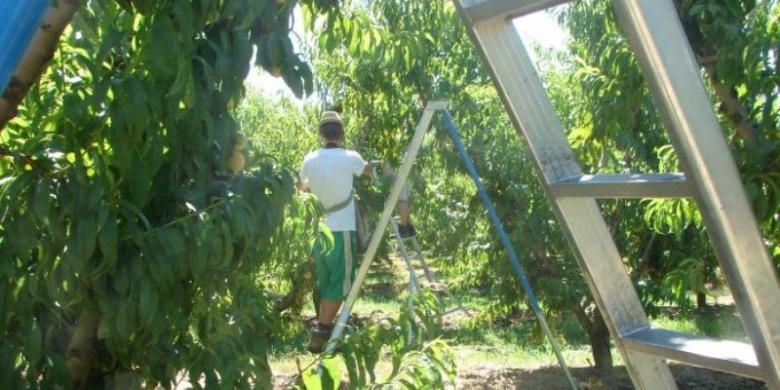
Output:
top-left (0, 0), bottom-right (337, 387)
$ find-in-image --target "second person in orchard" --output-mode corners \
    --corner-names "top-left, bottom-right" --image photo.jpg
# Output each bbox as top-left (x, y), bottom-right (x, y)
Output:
top-left (299, 111), bottom-right (372, 353)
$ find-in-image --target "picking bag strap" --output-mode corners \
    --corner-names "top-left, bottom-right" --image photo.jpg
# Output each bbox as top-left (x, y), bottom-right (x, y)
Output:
top-left (323, 189), bottom-right (354, 214)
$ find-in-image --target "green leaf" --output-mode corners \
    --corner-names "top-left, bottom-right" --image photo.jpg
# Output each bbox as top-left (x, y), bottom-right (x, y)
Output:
top-left (31, 178), bottom-right (51, 226)
top-left (301, 367), bottom-right (323, 390)
top-left (120, 200), bottom-right (151, 231)
top-left (166, 56), bottom-right (191, 97)
top-left (99, 212), bottom-right (118, 269)
top-left (282, 66), bottom-right (304, 98)
top-left (301, 356), bottom-right (342, 390)
top-left (115, 297), bottom-right (132, 341)
top-left (147, 15), bottom-right (178, 79)
top-left (132, 0), bottom-right (154, 14)
top-left (320, 355), bottom-right (342, 390)
top-left (159, 227), bottom-right (187, 278)
top-left (73, 216), bottom-right (99, 273)
top-left (27, 318), bottom-right (42, 367)
top-left (139, 278), bottom-right (159, 326)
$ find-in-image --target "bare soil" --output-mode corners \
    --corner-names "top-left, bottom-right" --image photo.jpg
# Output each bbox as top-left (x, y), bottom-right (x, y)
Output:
top-left (274, 363), bottom-right (766, 389)
top-left (456, 364), bottom-right (766, 389)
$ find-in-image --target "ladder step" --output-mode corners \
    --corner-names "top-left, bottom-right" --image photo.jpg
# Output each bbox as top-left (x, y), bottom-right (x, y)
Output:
top-left (549, 173), bottom-right (692, 198)
top-left (460, 0), bottom-right (570, 25)
top-left (444, 307), bottom-right (471, 316)
top-left (622, 328), bottom-right (762, 380)
top-left (422, 282), bottom-right (448, 291)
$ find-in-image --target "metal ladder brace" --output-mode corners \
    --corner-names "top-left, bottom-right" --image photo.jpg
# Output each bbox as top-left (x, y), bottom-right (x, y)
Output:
top-left (454, 0), bottom-right (780, 388)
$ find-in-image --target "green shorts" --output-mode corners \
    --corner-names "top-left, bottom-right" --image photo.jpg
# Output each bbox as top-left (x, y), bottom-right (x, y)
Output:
top-left (312, 231), bottom-right (358, 300)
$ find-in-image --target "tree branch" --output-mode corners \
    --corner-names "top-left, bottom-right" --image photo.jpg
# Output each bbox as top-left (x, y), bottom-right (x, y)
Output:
top-left (0, 145), bottom-right (47, 174)
top-left (632, 233), bottom-right (657, 280)
top-left (697, 48), bottom-right (758, 143)
top-left (0, 0), bottom-right (80, 130)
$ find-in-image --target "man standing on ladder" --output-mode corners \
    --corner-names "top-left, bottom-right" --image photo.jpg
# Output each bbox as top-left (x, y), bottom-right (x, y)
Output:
top-left (381, 156), bottom-right (416, 238)
top-left (299, 111), bottom-right (373, 353)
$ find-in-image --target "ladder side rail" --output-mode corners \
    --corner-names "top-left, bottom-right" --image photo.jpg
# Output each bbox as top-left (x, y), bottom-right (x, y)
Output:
top-left (452, 3), bottom-right (677, 388)
top-left (390, 219), bottom-right (418, 344)
top-left (325, 104), bottom-right (439, 352)
top-left (613, 1), bottom-right (780, 386)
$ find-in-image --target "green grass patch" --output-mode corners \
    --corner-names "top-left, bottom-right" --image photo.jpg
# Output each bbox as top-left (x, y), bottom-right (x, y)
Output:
top-left (650, 306), bottom-right (747, 341)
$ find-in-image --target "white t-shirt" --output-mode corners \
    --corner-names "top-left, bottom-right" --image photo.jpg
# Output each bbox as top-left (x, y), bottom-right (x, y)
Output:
top-left (300, 148), bottom-right (367, 232)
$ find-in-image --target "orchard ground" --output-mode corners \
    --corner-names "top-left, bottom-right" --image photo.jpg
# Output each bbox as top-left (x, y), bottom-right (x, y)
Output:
top-left (268, 255), bottom-right (766, 389)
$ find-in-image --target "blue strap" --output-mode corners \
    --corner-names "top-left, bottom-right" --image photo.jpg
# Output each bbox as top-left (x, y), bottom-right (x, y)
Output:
top-left (441, 110), bottom-right (577, 389)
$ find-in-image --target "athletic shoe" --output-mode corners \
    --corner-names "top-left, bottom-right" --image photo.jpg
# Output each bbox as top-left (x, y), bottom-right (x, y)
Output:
top-left (399, 224), bottom-right (416, 238)
top-left (307, 323), bottom-right (333, 353)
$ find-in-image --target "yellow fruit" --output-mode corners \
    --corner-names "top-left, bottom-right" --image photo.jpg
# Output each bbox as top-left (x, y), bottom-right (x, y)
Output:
top-left (228, 151), bottom-right (246, 173)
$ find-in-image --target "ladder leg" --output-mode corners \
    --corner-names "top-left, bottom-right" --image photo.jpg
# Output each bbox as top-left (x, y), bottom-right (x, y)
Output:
top-left (409, 237), bottom-right (473, 316)
top-left (409, 237), bottom-right (438, 285)
top-left (613, 1), bottom-right (780, 386)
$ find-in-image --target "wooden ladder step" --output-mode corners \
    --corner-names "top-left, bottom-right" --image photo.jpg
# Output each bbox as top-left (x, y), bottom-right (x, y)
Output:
top-left (460, 0), bottom-right (571, 24)
top-left (621, 327), bottom-right (762, 380)
top-left (549, 173), bottom-right (692, 198)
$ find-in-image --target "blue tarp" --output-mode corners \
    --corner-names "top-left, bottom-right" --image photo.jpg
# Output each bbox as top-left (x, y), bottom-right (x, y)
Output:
top-left (0, 0), bottom-right (50, 92)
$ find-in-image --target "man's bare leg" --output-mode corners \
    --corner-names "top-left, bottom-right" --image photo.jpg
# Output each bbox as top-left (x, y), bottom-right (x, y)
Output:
top-left (308, 298), bottom-right (343, 353)
top-left (318, 299), bottom-right (343, 326)
top-left (398, 200), bottom-right (412, 226)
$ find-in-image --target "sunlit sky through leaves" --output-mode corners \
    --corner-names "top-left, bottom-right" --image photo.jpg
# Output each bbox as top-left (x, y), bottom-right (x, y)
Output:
top-left (246, 5), bottom-right (569, 100)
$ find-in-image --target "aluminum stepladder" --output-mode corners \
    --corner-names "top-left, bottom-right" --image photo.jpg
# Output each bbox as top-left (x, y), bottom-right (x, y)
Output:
top-left (454, 0), bottom-right (780, 388)
top-left (326, 102), bottom-right (576, 388)
top-left (387, 216), bottom-right (472, 317)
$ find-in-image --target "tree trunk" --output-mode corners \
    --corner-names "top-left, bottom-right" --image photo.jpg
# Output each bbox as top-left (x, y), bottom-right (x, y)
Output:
top-left (0, 0), bottom-right (80, 130)
top-left (698, 49), bottom-right (758, 143)
top-left (66, 310), bottom-right (99, 387)
top-left (274, 257), bottom-right (316, 315)
top-left (588, 310), bottom-right (613, 377)
top-left (696, 292), bottom-right (707, 309)
top-left (572, 305), bottom-right (614, 377)
top-left (633, 233), bottom-right (657, 279)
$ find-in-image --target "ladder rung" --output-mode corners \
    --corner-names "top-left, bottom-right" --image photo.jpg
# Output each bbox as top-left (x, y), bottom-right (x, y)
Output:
top-left (622, 328), bottom-right (762, 380)
top-left (549, 173), bottom-right (692, 198)
top-left (460, 0), bottom-right (570, 25)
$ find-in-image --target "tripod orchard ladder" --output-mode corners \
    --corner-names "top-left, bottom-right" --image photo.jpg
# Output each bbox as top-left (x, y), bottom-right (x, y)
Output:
top-left (387, 216), bottom-right (472, 317)
top-left (324, 101), bottom-right (577, 389)
top-left (454, 0), bottom-right (780, 388)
